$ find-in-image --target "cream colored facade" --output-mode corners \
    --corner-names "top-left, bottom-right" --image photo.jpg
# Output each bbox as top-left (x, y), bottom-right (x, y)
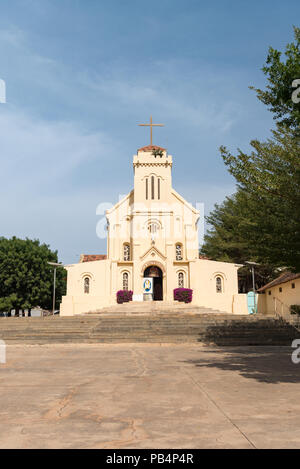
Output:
top-left (60, 145), bottom-right (247, 316)
top-left (258, 276), bottom-right (300, 317)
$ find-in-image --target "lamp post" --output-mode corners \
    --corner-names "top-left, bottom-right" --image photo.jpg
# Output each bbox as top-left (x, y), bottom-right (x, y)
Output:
top-left (47, 262), bottom-right (64, 315)
top-left (245, 261), bottom-right (260, 314)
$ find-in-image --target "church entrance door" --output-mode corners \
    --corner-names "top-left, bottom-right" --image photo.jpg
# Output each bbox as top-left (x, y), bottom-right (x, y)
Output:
top-left (144, 266), bottom-right (163, 301)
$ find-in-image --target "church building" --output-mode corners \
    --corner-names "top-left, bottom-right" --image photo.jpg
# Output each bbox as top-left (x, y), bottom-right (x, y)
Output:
top-left (60, 119), bottom-right (247, 316)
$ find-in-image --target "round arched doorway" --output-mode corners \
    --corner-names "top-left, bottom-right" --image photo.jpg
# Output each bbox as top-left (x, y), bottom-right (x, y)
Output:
top-left (144, 266), bottom-right (163, 301)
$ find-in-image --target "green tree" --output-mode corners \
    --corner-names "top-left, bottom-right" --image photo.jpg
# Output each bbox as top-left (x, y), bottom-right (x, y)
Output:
top-left (202, 26), bottom-right (300, 283)
top-left (201, 190), bottom-right (255, 264)
top-left (0, 237), bottom-right (66, 316)
top-left (202, 126), bottom-right (300, 272)
top-left (220, 126), bottom-right (300, 270)
top-left (250, 26), bottom-right (300, 130)
top-left (200, 189), bottom-right (278, 290)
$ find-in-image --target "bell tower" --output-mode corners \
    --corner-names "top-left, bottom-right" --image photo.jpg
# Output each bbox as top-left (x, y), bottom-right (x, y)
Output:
top-left (134, 116), bottom-right (172, 205)
top-left (133, 145), bottom-right (173, 205)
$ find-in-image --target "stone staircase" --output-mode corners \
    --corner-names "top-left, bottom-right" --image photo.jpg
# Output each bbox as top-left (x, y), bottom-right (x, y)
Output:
top-left (0, 310), bottom-right (298, 345)
top-left (90, 301), bottom-right (228, 315)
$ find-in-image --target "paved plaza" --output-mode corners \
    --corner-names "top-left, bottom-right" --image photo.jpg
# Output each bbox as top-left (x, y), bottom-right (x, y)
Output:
top-left (0, 344), bottom-right (300, 449)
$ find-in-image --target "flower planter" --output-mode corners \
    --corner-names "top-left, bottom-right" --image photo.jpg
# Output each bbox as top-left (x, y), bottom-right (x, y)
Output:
top-left (117, 290), bottom-right (133, 304)
top-left (173, 288), bottom-right (193, 304)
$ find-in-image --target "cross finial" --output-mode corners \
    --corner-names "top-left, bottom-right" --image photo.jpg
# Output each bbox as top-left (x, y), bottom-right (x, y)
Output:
top-left (138, 116), bottom-right (164, 146)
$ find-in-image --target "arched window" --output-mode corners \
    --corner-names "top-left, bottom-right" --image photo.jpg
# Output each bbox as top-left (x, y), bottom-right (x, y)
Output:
top-left (176, 244), bottom-right (183, 261)
top-left (123, 243), bottom-right (130, 261)
top-left (123, 272), bottom-right (129, 291)
top-left (216, 276), bottom-right (223, 293)
top-left (178, 272), bottom-right (184, 288)
top-left (84, 277), bottom-right (90, 294)
top-left (148, 221), bottom-right (159, 235)
top-left (151, 176), bottom-right (155, 200)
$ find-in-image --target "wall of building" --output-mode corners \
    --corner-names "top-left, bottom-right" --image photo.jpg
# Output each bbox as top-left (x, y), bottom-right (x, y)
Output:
top-left (60, 259), bottom-right (111, 316)
top-left (190, 259), bottom-right (248, 314)
top-left (60, 256), bottom-right (249, 315)
top-left (263, 278), bottom-right (300, 316)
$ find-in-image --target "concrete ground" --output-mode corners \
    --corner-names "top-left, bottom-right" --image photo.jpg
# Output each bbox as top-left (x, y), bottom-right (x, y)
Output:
top-left (0, 344), bottom-right (300, 449)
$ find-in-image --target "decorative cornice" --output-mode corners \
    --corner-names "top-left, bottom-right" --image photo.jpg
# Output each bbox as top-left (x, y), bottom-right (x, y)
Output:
top-left (133, 161), bottom-right (172, 168)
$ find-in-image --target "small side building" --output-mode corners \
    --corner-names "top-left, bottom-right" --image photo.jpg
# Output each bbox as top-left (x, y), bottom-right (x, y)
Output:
top-left (258, 272), bottom-right (300, 317)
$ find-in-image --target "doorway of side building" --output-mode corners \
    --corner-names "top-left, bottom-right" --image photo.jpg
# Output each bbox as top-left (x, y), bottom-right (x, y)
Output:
top-left (144, 266), bottom-right (163, 301)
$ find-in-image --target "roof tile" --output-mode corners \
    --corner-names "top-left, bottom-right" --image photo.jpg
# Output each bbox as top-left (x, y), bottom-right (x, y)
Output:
top-left (258, 271), bottom-right (300, 292)
top-left (80, 254), bottom-right (107, 263)
top-left (137, 145), bottom-right (166, 152)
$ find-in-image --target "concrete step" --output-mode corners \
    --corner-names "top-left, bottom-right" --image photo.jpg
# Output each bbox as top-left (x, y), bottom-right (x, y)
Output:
top-left (0, 313), bottom-right (297, 346)
top-left (90, 302), bottom-right (229, 315)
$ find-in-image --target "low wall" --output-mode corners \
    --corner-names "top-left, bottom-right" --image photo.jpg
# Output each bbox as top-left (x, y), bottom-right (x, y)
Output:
top-left (233, 294), bottom-right (248, 315)
top-left (233, 293), bottom-right (266, 315)
top-left (60, 295), bottom-right (112, 316)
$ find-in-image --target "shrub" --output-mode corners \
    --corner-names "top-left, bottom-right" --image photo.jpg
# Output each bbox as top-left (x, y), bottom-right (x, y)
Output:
top-left (117, 290), bottom-right (133, 304)
top-left (290, 304), bottom-right (300, 315)
top-left (174, 288), bottom-right (193, 304)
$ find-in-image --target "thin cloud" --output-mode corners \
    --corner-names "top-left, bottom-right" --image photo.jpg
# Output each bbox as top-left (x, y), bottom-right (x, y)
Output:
top-left (0, 107), bottom-right (117, 188)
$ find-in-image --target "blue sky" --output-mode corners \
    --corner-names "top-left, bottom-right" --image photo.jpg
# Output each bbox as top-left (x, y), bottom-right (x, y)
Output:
top-left (0, 0), bottom-right (298, 263)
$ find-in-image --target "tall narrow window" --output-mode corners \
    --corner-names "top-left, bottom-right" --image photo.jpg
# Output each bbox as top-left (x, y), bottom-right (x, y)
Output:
top-left (176, 244), bottom-right (183, 261)
top-left (216, 276), bottom-right (222, 293)
top-left (146, 178), bottom-right (148, 200)
top-left (178, 272), bottom-right (184, 288)
top-left (84, 277), bottom-right (90, 294)
top-left (148, 222), bottom-right (159, 235)
top-left (151, 176), bottom-right (155, 200)
top-left (123, 272), bottom-right (129, 291)
top-left (158, 178), bottom-right (160, 200)
top-left (123, 244), bottom-right (130, 261)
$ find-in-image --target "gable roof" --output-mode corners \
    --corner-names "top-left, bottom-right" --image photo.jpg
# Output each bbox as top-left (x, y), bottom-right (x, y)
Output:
top-left (199, 254), bottom-right (211, 260)
top-left (79, 254), bottom-right (107, 263)
top-left (140, 245), bottom-right (167, 261)
top-left (171, 188), bottom-right (199, 215)
top-left (258, 271), bottom-right (300, 292)
top-left (106, 190), bottom-right (133, 215)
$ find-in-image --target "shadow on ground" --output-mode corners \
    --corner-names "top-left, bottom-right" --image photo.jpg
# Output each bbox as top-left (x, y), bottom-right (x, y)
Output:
top-left (197, 318), bottom-right (299, 346)
top-left (182, 346), bottom-right (300, 384)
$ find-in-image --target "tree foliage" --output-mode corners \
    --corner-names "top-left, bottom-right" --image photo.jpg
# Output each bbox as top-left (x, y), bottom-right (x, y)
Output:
top-left (202, 126), bottom-right (300, 272)
top-left (202, 27), bottom-right (300, 278)
top-left (200, 189), bottom-right (279, 290)
top-left (250, 26), bottom-right (300, 130)
top-left (220, 126), bottom-right (300, 270)
top-left (0, 237), bottom-right (66, 314)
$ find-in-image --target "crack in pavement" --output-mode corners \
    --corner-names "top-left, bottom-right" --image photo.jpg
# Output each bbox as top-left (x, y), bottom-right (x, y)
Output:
top-left (130, 347), bottom-right (149, 377)
top-left (182, 368), bottom-right (256, 449)
top-left (43, 386), bottom-right (79, 421)
top-left (94, 417), bottom-right (146, 449)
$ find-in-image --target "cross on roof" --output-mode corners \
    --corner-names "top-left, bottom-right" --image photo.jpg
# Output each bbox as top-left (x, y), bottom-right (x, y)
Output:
top-left (138, 116), bottom-right (164, 146)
